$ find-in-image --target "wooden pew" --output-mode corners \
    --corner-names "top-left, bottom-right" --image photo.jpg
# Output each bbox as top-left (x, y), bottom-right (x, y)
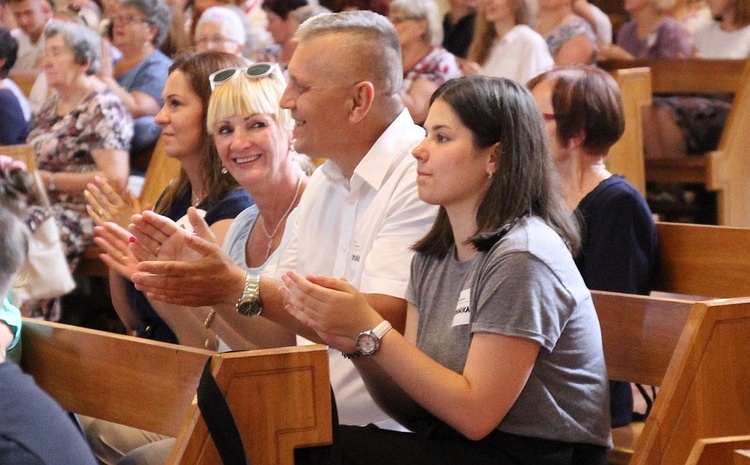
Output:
top-left (20, 318), bottom-right (332, 464)
top-left (599, 59), bottom-right (750, 227)
top-left (592, 292), bottom-right (750, 465)
top-left (0, 144), bottom-right (36, 171)
top-left (607, 67), bottom-right (651, 196)
top-left (737, 449), bottom-right (750, 465)
top-left (9, 74), bottom-right (37, 98)
top-left (652, 221), bottom-right (750, 298)
top-left (685, 436), bottom-right (750, 465)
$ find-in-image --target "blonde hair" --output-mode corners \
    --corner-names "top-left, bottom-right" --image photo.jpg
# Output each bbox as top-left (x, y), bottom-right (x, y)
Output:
top-left (206, 64), bottom-right (293, 134)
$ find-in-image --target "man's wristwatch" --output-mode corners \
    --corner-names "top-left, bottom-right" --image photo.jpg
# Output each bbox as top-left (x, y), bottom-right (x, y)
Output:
top-left (235, 272), bottom-right (262, 317)
top-left (354, 320), bottom-right (392, 356)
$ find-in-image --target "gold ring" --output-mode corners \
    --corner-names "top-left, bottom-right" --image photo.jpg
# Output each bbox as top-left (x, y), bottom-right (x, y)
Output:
top-left (121, 255), bottom-right (129, 261)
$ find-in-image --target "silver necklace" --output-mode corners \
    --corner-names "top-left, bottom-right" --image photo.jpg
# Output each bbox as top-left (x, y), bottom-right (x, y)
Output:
top-left (260, 176), bottom-right (303, 259)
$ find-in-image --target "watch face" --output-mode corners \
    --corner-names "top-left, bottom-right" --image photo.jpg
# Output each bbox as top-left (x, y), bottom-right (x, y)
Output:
top-left (357, 332), bottom-right (379, 355)
top-left (237, 299), bottom-right (260, 317)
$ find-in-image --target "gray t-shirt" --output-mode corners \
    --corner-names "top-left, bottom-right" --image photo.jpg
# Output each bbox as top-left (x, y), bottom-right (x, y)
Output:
top-left (406, 216), bottom-right (611, 447)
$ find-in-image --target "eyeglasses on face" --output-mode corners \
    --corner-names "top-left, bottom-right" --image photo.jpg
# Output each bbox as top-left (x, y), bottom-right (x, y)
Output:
top-left (195, 35), bottom-right (237, 46)
top-left (208, 63), bottom-right (278, 91)
top-left (111, 14), bottom-right (151, 25)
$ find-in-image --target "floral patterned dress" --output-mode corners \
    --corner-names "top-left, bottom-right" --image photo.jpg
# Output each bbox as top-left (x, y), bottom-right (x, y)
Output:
top-left (403, 46), bottom-right (462, 94)
top-left (26, 89), bottom-right (133, 271)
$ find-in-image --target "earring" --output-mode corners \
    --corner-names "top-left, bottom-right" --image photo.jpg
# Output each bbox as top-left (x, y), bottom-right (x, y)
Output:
top-left (487, 171), bottom-right (494, 179)
top-left (221, 166), bottom-right (228, 174)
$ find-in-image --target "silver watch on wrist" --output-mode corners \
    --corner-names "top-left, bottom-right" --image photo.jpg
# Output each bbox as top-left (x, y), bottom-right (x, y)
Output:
top-left (355, 320), bottom-right (392, 356)
top-left (235, 272), bottom-right (262, 318)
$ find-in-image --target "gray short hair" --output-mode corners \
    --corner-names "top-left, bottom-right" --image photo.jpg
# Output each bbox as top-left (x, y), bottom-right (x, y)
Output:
top-left (120, 0), bottom-right (171, 47)
top-left (195, 6), bottom-right (246, 45)
top-left (389, 0), bottom-right (443, 46)
top-left (294, 10), bottom-right (403, 95)
top-left (44, 20), bottom-right (101, 75)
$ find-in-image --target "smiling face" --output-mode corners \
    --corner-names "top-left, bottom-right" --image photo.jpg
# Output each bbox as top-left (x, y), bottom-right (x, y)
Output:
top-left (280, 34), bottom-right (358, 162)
top-left (154, 70), bottom-right (205, 159)
top-left (42, 33), bottom-right (88, 90)
top-left (412, 98), bottom-right (496, 210)
top-left (211, 112), bottom-right (292, 191)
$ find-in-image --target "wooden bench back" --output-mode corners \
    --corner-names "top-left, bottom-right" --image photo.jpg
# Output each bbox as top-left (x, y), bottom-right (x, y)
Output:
top-left (139, 135), bottom-right (181, 208)
top-left (599, 58), bottom-right (750, 227)
top-left (632, 297), bottom-right (750, 465)
top-left (20, 319), bottom-right (332, 464)
top-left (592, 292), bottom-right (750, 465)
top-left (607, 67), bottom-right (651, 196)
top-left (0, 144), bottom-right (36, 172)
top-left (685, 436), bottom-right (750, 465)
top-left (9, 74), bottom-right (36, 98)
top-left (592, 291), bottom-right (693, 387)
top-left (653, 221), bottom-right (750, 298)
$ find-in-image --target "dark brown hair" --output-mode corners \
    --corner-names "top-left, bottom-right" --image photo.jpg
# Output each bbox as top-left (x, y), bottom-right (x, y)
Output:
top-left (154, 51), bottom-right (247, 215)
top-left (414, 76), bottom-right (580, 258)
top-left (528, 65), bottom-right (625, 155)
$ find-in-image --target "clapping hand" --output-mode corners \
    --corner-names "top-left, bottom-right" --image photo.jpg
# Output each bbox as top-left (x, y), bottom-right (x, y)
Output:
top-left (85, 176), bottom-right (144, 228)
top-left (129, 208), bottom-right (246, 307)
top-left (280, 271), bottom-right (383, 354)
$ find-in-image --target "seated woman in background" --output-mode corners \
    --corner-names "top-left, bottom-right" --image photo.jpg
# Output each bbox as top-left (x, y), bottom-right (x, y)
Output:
top-left (389, 0), bottom-right (461, 125)
top-left (257, 0), bottom-right (308, 68)
top-left (643, 0), bottom-right (749, 158)
top-left (81, 51), bottom-right (253, 465)
top-left (0, 155), bottom-right (99, 465)
top-left (99, 0), bottom-right (172, 156)
top-left (598, 0), bottom-right (693, 60)
top-left (283, 75), bottom-right (611, 465)
top-left (535, 0), bottom-right (598, 64)
top-left (528, 65), bottom-right (657, 428)
top-left (461, 0), bottom-right (553, 84)
top-left (193, 5), bottom-right (246, 55)
top-left (27, 20), bottom-right (132, 320)
top-left (0, 28), bottom-right (31, 145)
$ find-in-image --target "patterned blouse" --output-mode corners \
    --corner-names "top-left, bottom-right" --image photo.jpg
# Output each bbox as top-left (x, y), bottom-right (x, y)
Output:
top-left (26, 89), bottom-right (133, 269)
top-left (403, 46), bottom-right (462, 93)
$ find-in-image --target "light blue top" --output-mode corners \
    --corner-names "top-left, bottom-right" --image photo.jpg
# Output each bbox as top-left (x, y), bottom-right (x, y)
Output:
top-left (2, 295), bottom-right (22, 362)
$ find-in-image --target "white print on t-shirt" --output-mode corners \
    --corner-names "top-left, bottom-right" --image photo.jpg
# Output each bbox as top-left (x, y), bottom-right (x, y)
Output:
top-left (452, 288), bottom-right (471, 327)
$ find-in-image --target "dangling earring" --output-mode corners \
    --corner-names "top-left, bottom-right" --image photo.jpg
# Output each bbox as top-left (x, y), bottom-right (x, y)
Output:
top-left (221, 166), bottom-right (228, 174)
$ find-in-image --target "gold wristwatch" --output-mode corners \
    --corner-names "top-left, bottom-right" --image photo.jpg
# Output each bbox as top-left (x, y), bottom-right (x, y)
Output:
top-left (236, 272), bottom-right (262, 317)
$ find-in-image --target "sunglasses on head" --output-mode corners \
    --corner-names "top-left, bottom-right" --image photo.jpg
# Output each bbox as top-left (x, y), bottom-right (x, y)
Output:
top-left (209, 63), bottom-right (278, 91)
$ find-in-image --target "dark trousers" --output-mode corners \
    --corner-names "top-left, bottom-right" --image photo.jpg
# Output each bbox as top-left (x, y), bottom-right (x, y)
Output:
top-left (295, 391), bottom-right (606, 465)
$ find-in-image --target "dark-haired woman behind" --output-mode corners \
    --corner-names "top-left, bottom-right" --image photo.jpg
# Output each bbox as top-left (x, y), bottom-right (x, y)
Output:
top-left (528, 65), bottom-right (657, 428)
top-left (283, 75), bottom-right (611, 464)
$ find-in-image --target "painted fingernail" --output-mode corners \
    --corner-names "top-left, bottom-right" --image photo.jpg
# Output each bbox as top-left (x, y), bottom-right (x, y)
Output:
top-left (129, 236), bottom-right (137, 243)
